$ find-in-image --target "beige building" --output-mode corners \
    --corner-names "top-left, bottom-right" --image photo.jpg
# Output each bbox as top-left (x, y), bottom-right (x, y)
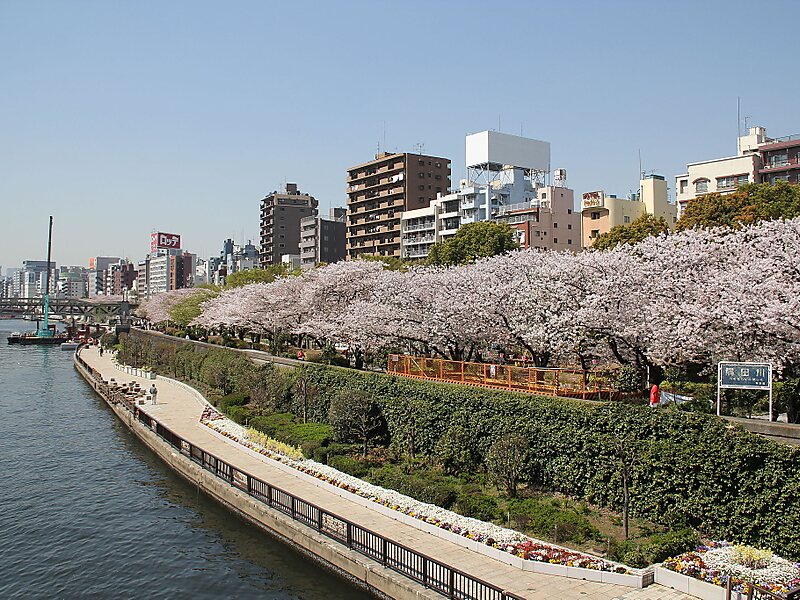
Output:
top-left (581, 174), bottom-right (677, 247)
top-left (260, 183), bottom-right (318, 267)
top-left (346, 152), bottom-right (451, 259)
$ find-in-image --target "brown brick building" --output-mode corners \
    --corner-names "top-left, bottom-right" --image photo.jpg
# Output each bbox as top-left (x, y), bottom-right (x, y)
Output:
top-left (346, 152), bottom-right (451, 259)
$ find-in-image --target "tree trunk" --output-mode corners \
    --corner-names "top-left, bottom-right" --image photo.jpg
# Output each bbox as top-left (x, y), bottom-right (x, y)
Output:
top-left (622, 470), bottom-right (630, 540)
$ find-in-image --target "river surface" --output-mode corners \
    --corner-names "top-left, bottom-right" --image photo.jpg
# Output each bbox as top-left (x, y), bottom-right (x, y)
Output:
top-left (0, 319), bottom-right (370, 599)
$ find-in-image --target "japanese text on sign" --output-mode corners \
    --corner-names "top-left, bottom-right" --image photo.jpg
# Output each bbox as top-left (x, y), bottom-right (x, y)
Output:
top-left (718, 362), bottom-right (771, 390)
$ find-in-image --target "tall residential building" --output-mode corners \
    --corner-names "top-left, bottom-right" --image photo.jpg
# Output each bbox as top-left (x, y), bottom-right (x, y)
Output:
top-left (299, 207), bottom-right (347, 269)
top-left (581, 174), bottom-right (678, 247)
top-left (260, 183), bottom-right (318, 267)
top-left (346, 152), bottom-right (451, 260)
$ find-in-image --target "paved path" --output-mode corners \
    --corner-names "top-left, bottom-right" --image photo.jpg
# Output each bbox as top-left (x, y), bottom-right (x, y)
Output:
top-left (80, 346), bottom-right (694, 600)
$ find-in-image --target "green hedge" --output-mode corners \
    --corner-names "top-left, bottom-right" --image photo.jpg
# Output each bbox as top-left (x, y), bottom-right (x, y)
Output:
top-left (119, 334), bottom-right (800, 560)
top-left (297, 364), bottom-right (800, 559)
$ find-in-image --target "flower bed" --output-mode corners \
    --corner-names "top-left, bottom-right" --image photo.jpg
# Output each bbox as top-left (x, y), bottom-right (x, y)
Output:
top-left (661, 541), bottom-right (800, 597)
top-left (199, 407), bottom-right (629, 574)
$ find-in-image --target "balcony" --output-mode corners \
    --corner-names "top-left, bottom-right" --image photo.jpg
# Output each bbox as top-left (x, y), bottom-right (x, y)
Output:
top-left (403, 234), bottom-right (436, 245)
top-left (760, 156), bottom-right (799, 173)
top-left (403, 221), bottom-right (435, 232)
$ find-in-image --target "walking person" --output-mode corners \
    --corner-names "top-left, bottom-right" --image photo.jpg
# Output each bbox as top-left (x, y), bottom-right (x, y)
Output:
top-left (99, 346), bottom-right (104, 357)
top-left (149, 384), bottom-right (158, 405)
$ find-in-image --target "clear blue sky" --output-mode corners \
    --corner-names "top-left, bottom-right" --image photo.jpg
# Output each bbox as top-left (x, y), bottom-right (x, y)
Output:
top-left (1, 0), bottom-right (798, 270)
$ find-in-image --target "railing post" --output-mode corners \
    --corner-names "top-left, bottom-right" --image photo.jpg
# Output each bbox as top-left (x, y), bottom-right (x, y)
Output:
top-left (422, 559), bottom-right (428, 588)
top-left (382, 537), bottom-right (387, 566)
top-left (346, 522), bottom-right (352, 548)
top-left (291, 496), bottom-right (296, 519)
top-left (317, 508), bottom-right (323, 532)
top-left (267, 484), bottom-right (273, 508)
top-left (507, 365), bottom-right (512, 390)
top-left (449, 568), bottom-right (455, 599)
top-left (246, 474), bottom-right (252, 495)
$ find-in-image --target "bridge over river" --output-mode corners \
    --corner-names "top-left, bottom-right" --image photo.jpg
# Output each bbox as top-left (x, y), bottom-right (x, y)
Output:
top-left (0, 297), bottom-right (137, 322)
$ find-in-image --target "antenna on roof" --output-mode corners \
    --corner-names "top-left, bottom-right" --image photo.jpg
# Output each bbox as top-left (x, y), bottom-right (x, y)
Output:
top-left (737, 96), bottom-right (741, 138)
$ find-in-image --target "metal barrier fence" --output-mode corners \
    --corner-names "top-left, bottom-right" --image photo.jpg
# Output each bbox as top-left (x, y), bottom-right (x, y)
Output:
top-left (725, 577), bottom-right (800, 600)
top-left (75, 348), bottom-right (525, 600)
top-left (388, 354), bottom-right (622, 400)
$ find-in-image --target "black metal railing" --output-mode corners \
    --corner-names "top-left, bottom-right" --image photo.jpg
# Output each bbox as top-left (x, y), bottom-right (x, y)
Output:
top-left (75, 347), bottom-right (524, 600)
top-left (726, 577), bottom-right (800, 600)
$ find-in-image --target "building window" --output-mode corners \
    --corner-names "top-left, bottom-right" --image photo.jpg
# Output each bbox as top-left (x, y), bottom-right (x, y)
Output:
top-left (770, 152), bottom-right (789, 168)
top-left (591, 229), bottom-right (599, 238)
top-left (679, 179), bottom-right (688, 194)
top-left (567, 239), bottom-right (572, 245)
top-left (553, 222), bottom-right (558, 228)
top-left (736, 174), bottom-right (749, 186)
top-left (624, 216), bottom-right (631, 224)
top-left (695, 179), bottom-right (710, 193)
top-left (567, 224), bottom-right (572, 230)
top-left (591, 211), bottom-right (600, 220)
top-left (567, 208), bottom-right (572, 214)
top-left (553, 238), bottom-right (558, 244)
top-left (419, 172), bottom-right (425, 178)
top-left (541, 192), bottom-right (547, 199)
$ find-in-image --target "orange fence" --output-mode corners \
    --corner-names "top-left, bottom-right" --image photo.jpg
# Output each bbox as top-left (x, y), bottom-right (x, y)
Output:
top-left (387, 354), bottom-right (621, 401)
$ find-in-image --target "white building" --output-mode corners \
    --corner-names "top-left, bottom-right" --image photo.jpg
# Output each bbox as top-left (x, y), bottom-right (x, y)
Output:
top-left (675, 127), bottom-right (768, 217)
top-left (400, 131), bottom-right (551, 260)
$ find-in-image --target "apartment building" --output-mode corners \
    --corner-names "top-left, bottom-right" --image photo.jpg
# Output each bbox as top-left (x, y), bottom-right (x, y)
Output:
top-left (758, 134), bottom-right (800, 185)
top-left (581, 174), bottom-right (678, 247)
top-left (260, 183), bottom-right (318, 267)
top-left (299, 207), bottom-right (347, 269)
top-left (346, 152), bottom-right (451, 260)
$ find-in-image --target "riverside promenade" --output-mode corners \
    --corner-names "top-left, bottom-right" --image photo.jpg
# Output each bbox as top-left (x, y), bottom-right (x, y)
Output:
top-left (76, 345), bottom-right (694, 600)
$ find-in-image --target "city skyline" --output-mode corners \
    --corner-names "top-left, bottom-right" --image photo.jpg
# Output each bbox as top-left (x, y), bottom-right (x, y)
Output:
top-left (2, 0), bottom-right (799, 268)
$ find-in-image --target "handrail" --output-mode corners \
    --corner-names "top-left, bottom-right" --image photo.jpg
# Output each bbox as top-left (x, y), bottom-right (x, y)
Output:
top-left (387, 353), bottom-right (626, 401)
top-left (76, 348), bottom-right (525, 600)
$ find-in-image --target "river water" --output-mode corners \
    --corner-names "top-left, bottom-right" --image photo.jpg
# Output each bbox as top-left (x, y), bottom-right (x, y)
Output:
top-left (0, 319), bottom-right (370, 599)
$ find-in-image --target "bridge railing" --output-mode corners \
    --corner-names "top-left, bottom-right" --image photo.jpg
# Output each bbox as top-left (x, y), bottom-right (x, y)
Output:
top-left (75, 347), bottom-right (525, 600)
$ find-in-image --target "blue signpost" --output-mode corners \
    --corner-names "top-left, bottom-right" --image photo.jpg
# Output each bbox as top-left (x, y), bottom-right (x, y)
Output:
top-left (717, 362), bottom-right (773, 420)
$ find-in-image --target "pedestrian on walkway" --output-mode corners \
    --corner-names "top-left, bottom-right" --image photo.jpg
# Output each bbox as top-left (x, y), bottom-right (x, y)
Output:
top-left (150, 384), bottom-right (158, 405)
top-left (99, 346), bottom-right (104, 357)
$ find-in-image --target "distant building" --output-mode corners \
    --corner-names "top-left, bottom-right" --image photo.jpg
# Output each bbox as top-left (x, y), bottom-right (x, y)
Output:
top-left (581, 174), bottom-right (678, 247)
top-left (260, 183), bottom-right (318, 267)
top-left (346, 152), bottom-right (451, 260)
top-left (757, 133), bottom-right (800, 186)
top-left (299, 207), bottom-right (347, 269)
top-left (674, 127), bottom-right (767, 217)
top-left (136, 231), bottom-right (195, 300)
top-left (281, 254), bottom-right (301, 271)
top-left (399, 131), bottom-right (556, 259)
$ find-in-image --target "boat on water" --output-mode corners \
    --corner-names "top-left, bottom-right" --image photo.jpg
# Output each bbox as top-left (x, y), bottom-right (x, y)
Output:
top-left (8, 331), bottom-right (69, 345)
top-left (60, 341), bottom-right (80, 351)
top-left (8, 216), bottom-right (67, 347)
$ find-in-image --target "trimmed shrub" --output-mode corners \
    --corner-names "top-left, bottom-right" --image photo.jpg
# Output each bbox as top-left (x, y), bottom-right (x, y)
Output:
top-left (455, 492), bottom-right (500, 522)
top-left (610, 528), bottom-right (700, 568)
top-left (508, 498), bottom-right (600, 545)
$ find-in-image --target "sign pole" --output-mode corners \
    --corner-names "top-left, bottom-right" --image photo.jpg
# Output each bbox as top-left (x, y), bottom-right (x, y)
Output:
top-left (716, 363), bottom-right (722, 417)
top-left (769, 386), bottom-right (773, 423)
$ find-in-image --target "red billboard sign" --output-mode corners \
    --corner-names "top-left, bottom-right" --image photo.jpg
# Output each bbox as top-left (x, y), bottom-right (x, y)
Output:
top-left (150, 232), bottom-right (182, 252)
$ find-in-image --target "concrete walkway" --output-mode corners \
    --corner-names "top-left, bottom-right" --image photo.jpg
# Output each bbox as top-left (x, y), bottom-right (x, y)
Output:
top-left (81, 346), bottom-right (694, 600)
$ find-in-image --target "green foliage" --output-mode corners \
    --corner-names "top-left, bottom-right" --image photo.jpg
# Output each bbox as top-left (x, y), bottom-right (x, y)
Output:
top-left (224, 265), bottom-right (288, 288)
top-left (610, 528), bottom-right (700, 568)
top-left (168, 288), bottom-right (218, 328)
top-left (99, 332), bottom-right (118, 348)
top-left (592, 213), bottom-right (670, 250)
top-left (455, 492), bottom-right (500, 522)
top-left (614, 365), bottom-right (644, 393)
top-left (676, 181), bottom-right (800, 232)
top-left (225, 405), bottom-right (252, 424)
top-left (293, 363), bottom-right (800, 560)
top-left (508, 498), bottom-right (600, 544)
top-left (427, 221), bottom-right (519, 266)
top-left (486, 432), bottom-right (531, 497)
top-left (328, 455), bottom-right (371, 478)
top-left (118, 333), bottom-right (800, 560)
top-left (369, 465), bottom-right (460, 509)
top-left (247, 412), bottom-right (332, 455)
top-left (776, 378), bottom-right (800, 424)
top-left (434, 425), bottom-right (479, 475)
top-left (328, 389), bottom-right (384, 456)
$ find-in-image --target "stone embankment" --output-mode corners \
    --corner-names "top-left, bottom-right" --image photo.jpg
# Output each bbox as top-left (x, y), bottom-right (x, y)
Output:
top-left (74, 345), bottom-right (694, 600)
